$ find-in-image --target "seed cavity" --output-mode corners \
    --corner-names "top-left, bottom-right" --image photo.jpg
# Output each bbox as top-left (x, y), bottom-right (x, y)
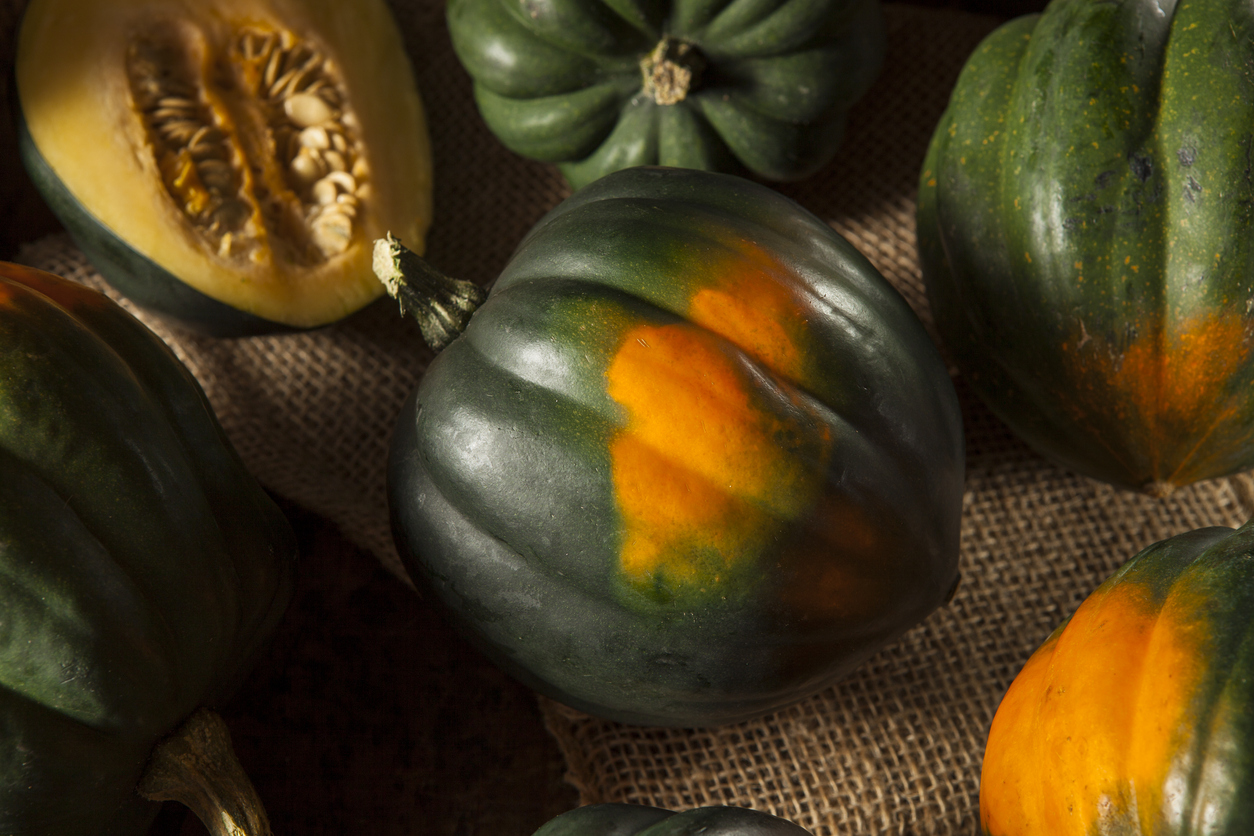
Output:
top-left (128, 26), bottom-right (256, 260)
top-left (126, 21), bottom-right (372, 266)
top-left (233, 25), bottom-right (371, 261)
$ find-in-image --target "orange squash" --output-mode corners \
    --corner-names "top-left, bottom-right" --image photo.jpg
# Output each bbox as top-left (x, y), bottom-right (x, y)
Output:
top-left (980, 520), bottom-right (1254, 836)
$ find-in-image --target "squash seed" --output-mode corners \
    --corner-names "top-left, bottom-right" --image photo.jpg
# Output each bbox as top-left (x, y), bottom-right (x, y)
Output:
top-left (311, 210), bottom-right (352, 256)
top-left (284, 92), bottom-right (334, 127)
top-left (299, 126), bottom-right (330, 150)
top-left (324, 171), bottom-right (356, 192)
top-left (290, 148), bottom-right (326, 184)
top-left (322, 148), bottom-right (347, 172)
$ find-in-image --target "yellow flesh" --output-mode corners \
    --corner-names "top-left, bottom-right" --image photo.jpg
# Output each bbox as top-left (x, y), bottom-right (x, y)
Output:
top-left (17, 0), bottom-right (432, 327)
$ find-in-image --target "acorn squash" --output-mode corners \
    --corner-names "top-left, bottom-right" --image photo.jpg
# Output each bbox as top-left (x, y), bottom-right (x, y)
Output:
top-left (15, 0), bottom-right (432, 336)
top-left (980, 519), bottom-right (1254, 836)
top-left (383, 166), bottom-right (965, 727)
top-left (533, 804), bottom-right (814, 836)
top-left (447, 0), bottom-right (885, 189)
top-left (917, 0), bottom-right (1254, 495)
top-left (0, 262), bottom-right (296, 834)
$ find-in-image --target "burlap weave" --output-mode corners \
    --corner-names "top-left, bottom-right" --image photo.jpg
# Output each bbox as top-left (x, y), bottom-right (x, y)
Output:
top-left (6, 2), bottom-right (1254, 834)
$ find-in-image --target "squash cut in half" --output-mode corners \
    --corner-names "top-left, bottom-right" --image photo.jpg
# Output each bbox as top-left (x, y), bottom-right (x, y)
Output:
top-left (16, 0), bottom-right (432, 335)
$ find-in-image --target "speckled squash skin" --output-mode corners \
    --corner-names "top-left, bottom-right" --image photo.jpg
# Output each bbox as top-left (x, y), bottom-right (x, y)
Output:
top-left (533, 804), bottom-right (814, 836)
top-left (0, 263), bottom-right (295, 835)
top-left (447, 0), bottom-right (885, 189)
top-left (980, 520), bottom-right (1254, 836)
top-left (917, 0), bottom-right (1254, 494)
top-left (389, 167), bottom-right (964, 727)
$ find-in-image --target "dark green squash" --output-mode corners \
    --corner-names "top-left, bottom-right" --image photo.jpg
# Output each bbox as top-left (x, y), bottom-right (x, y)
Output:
top-left (917, 0), bottom-right (1254, 495)
top-left (0, 262), bottom-right (296, 835)
top-left (383, 166), bottom-right (964, 727)
top-left (15, 0), bottom-right (432, 336)
top-left (980, 519), bottom-right (1254, 836)
top-left (447, 0), bottom-right (885, 189)
top-left (533, 804), bottom-right (814, 836)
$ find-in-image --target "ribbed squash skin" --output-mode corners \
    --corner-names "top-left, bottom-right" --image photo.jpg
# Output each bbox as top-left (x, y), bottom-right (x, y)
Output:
top-left (389, 167), bottom-right (964, 727)
top-left (980, 520), bottom-right (1254, 836)
top-left (917, 0), bottom-right (1254, 494)
top-left (0, 263), bottom-right (295, 835)
top-left (448, 0), bottom-right (885, 189)
top-left (533, 804), bottom-right (813, 836)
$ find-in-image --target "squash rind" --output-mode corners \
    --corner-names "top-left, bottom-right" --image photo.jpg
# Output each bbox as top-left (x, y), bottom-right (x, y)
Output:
top-left (0, 263), bottom-right (296, 832)
top-left (533, 804), bottom-right (814, 836)
top-left (918, 0), bottom-right (1254, 492)
top-left (389, 167), bottom-right (964, 727)
top-left (980, 520), bottom-right (1254, 836)
top-left (448, 0), bottom-right (886, 188)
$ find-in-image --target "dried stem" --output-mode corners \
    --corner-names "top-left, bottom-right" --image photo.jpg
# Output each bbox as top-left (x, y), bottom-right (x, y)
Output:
top-left (373, 233), bottom-right (487, 351)
top-left (137, 708), bottom-right (272, 836)
top-left (640, 39), bottom-right (704, 106)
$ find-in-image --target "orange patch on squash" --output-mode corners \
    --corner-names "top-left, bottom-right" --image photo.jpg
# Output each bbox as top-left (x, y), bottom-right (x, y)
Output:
top-left (606, 319), bottom-right (830, 589)
top-left (0, 262), bottom-right (106, 315)
top-left (1062, 310), bottom-right (1251, 485)
top-left (684, 239), bottom-right (811, 384)
top-left (776, 493), bottom-right (894, 624)
top-left (981, 578), bottom-right (1203, 836)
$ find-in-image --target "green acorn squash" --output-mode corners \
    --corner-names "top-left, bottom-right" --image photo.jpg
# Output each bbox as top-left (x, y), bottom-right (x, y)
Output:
top-left (917, 0), bottom-right (1254, 495)
top-left (533, 804), bottom-right (814, 836)
top-left (0, 262), bottom-right (296, 835)
top-left (383, 166), bottom-right (964, 727)
top-left (15, 0), bottom-right (432, 336)
top-left (447, 0), bottom-right (885, 189)
top-left (980, 519), bottom-right (1254, 836)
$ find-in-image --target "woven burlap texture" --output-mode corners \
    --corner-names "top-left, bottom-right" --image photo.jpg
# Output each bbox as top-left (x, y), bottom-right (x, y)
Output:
top-left (8, 2), bottom-right (1254, 835)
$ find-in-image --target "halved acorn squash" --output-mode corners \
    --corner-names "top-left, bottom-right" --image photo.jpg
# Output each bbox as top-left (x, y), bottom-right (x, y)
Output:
top-left (15, 0), bottom-right (432, 335)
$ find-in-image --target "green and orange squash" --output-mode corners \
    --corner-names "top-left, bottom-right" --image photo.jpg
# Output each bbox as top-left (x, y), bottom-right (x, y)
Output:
top-left (15, 0), bottom-right (431, 336)
top-left (0, 262), bottom-right (296, 834)
top-left (383, 166), bottom-right (964, 727)
top-left (980, 519), bottom-right (1254, 836)
top-left (917, 0), bottom-right (1254, 494)
top-left (533, 804), bottom-right (814, 836)
top-left (447, 0), bottom-right (885, 189)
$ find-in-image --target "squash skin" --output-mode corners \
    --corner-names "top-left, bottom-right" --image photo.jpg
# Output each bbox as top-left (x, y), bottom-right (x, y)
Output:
top-left (980, 520), bottom-right (1254, 836)
top-left (389, 166), bottom-right (964, 727)
top-left (447, 0), bottom-right (886, 189)
top-left (917, 0), bottom-right (1254, 494)
top-left (0, 263), bottom-right (296, 834)
top-left (533, 804), bottom-right (813, 836)
top-left (15, 0), bottom-right (432, 336)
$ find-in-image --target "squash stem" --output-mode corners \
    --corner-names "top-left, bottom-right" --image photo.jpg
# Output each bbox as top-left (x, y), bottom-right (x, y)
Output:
top-left (640, 39), bottom-right (704, 105)
top-left (373, 233), bottom-right (487, 351)
top-left (137, 708), bottom-right (272, 836)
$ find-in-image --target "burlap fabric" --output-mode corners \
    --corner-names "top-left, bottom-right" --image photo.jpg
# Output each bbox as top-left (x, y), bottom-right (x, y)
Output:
top-left (5, 2), bottom-right (1254, 834)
